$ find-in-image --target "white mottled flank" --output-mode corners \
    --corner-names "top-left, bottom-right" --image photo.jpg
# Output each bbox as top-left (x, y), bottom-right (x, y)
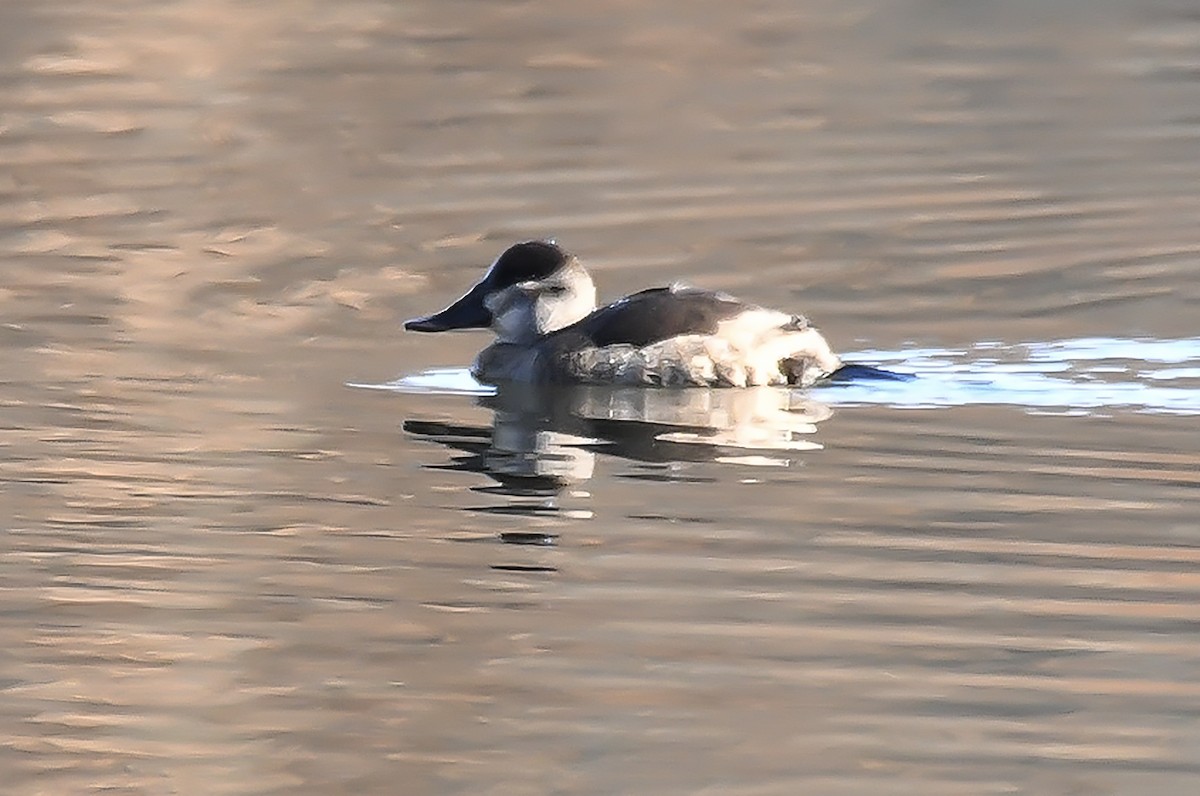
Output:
top-left (566, 309), bottom-right (842, 387)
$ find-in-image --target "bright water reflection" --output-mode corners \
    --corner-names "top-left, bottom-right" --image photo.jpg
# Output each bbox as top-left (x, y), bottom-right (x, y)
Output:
top-left (839, 337), bottom-right (1200, 415)
top-left (368, 335), bottom-right (1200, 418)
top-left (392, 384), bottom-right (833, 503)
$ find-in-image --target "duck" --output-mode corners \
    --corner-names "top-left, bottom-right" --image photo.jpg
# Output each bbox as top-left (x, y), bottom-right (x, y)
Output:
top-left (405, 240), bottom-right (845, 388)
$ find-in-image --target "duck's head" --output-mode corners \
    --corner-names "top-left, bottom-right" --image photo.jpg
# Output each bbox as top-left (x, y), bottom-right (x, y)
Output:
top-left (405, 241), bottom-right (597, 344)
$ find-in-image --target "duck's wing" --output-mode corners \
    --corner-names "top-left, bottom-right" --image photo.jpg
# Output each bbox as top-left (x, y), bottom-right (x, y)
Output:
top-left (567, 286), bottom-right (749, 348)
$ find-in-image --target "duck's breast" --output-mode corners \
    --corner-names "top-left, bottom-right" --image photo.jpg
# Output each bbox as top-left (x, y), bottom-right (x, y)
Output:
top-left (472, 342), bottom-right (547, 384)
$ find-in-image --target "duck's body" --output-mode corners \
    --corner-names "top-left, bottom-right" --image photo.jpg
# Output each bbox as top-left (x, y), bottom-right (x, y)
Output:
top-left (405, 241), bottom-right (843, 388)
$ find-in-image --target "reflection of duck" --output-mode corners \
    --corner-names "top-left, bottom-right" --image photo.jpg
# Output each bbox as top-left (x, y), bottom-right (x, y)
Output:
top-left (406, 241), bottom-right (844, 388)
top-left (405, 382), bottom-right (835, 495)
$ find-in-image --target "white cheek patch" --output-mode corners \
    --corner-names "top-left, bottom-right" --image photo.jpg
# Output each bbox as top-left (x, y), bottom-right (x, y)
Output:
top-left (534, 283), bottom-right (595, 335)
top-left (486, 271), bottom-right (597, 343)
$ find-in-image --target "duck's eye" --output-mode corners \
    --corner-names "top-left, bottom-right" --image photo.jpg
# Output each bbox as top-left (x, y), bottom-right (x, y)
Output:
top-left (540, 284), bottom-right (567, 296)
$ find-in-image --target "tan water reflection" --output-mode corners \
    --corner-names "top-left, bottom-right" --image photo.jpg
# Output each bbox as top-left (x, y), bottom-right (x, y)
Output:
top-left (4, 0), bottom-right (1200, 794)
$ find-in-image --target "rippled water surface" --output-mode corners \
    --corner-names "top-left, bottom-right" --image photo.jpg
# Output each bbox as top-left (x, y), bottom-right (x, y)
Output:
top-left (3, 1), bottom-right (1200, 794)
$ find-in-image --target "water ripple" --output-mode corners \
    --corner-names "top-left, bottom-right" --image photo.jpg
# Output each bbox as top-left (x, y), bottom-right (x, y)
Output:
top-left (836, 336), bottom-right (1200, 415)
top-left (365, 336), bottom-right (1200, 416)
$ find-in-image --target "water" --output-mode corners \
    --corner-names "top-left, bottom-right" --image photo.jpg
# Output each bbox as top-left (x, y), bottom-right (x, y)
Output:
top-left (3, 1), bottom-right (1200, 794)
top-left (379, 335), bottom-right (1200, 416)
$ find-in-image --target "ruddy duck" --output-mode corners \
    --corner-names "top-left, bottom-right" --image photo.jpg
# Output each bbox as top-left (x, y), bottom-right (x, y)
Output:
top-left (405, 241), bottom-right (844, 388)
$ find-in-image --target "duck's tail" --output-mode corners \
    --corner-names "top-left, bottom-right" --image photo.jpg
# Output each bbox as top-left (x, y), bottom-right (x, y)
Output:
top-left (825, 363), bottom-right (916, 383)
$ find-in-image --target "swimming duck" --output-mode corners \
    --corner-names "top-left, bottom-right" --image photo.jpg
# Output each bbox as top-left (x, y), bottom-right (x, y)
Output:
top-left (405, 241), bottom-right (844, 387)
